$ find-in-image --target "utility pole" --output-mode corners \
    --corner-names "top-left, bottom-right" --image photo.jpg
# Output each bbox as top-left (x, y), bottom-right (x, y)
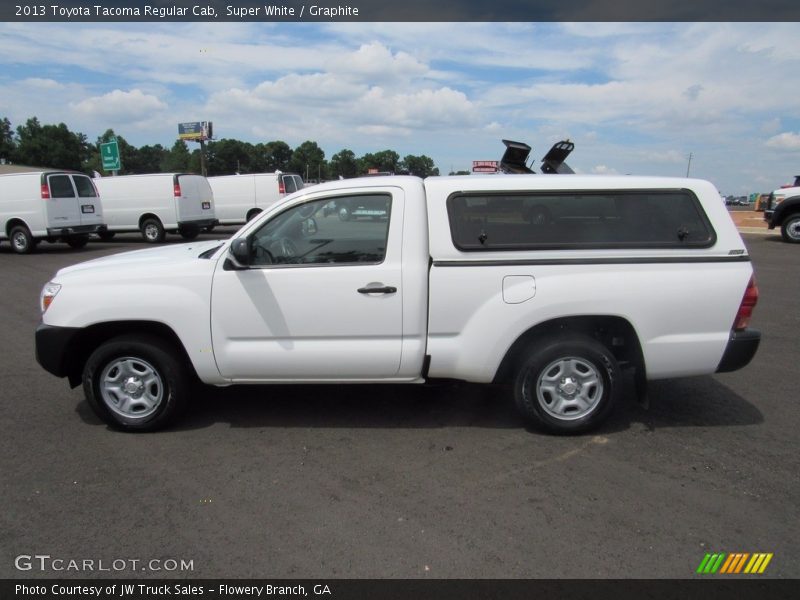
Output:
top-left (686, 152), bottom-right (693, 178)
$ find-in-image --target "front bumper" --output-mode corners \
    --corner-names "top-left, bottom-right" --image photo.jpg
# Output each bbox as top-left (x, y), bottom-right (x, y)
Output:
top-left (716, 329), bottom-right (761, 373)
top-left (35, 323), bottom-right (82, 379)
top-left (764, 210), bottom-right (775, 228)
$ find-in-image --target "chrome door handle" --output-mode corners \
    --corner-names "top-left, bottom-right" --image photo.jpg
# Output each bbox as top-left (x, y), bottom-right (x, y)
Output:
top-left (357, 286), bottom-right (397, 294)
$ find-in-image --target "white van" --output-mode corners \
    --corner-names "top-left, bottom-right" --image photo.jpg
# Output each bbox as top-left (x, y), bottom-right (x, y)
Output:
top-left (0, 170), bottom-right (106, 254)
top-left (208, 172), bottom-right (304, 225)
top-left (94, 173), bottom-right (217, 243)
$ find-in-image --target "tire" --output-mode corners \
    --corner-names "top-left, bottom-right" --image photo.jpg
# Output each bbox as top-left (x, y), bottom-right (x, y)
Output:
top-left (83, 335), bottom-right (189, 432)
top-left (338, 206), bottom-right (351, 221)
top-left (66, 235), bottom-right (90, 249)
top-left (97, 231), bottom-right (116, 242)
top-left (141, 218), bottom-right (165, 243)
top-left (179, 227), bottom-right (200, 240)
top-left (9, 225), bottom-right (35, 254)
top-left (246, 209), bottom-right (262, 222)
top-left (513, 334), bottom-right (619, 434)
top-left (780, 214), bottom-right (800, 243)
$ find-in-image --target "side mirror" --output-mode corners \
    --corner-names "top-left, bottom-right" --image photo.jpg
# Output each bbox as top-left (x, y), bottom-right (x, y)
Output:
top-left (229, 238), bottom-right (250, 267)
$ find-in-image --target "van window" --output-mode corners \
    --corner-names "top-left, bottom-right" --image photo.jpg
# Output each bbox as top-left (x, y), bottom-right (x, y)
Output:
top-left (73, 175), bottom-right (98, 198)
top-left (249, 194), bottom-right (392, 267)
top-left (447, 190), bottom-right (715, 250)
top-left (282, 176), bottom-right (298, 194)
top-left (48, 175), bottom-right (75, 198)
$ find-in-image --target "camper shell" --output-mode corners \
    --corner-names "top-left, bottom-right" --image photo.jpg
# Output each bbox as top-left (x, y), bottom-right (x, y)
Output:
top-left (0, 170), bottom-right (106, 254)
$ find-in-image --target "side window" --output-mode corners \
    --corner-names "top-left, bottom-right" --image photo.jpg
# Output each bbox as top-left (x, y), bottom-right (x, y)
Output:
top-left (249, 194), bottom-right (392, 267)
top-left (48, 175), bottom-right (75, 198)
top-left (447, 191), bottom-right (714, 250)
top-left (72, 176), bottom-right (98, 198)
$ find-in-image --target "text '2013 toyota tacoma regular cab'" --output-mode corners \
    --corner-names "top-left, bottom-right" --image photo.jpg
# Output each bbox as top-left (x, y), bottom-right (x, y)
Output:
top-left (36, 175), bottom-right (760, 433)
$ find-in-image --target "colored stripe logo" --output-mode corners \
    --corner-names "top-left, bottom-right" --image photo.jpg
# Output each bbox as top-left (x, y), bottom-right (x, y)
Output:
top-left (696, 552), bottom-right (773, 574)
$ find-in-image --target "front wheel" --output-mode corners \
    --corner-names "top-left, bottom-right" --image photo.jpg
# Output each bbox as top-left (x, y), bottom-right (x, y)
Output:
top-left (514, 335), bottom-right (619, 434)
top-left (781, 214), bottom-right (800, 243)
top-left (83, 335), bottom-right (189, 432)
top-left (66, 235), bottom-right (90, 249)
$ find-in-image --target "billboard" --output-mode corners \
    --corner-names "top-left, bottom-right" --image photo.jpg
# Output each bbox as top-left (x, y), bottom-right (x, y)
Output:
top-left (178, 121), bottom-right (213, 140)
top-left (472, 160), bottom-right (499, 173)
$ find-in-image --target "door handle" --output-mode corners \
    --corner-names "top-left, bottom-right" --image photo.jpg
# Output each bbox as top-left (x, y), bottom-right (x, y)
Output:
top-left (357, 286), bottom-right (397, 294)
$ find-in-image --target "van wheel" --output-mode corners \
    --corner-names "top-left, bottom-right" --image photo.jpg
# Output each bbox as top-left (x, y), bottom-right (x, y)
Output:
top-left (97, 231), bottom-right (115, 241)
top-left (141, 218), bottom-right (165, 243)
top-left (781, 215), bottom-right (800, 243)
top-left (10, 225), bottom-right (35, 254)
top-left (514, 335), bottom-right (619, 434)
top-left (338, 206), bottom-right (351, 221)
top-left (246, 209), bottom-right (261, 222)
top-left (83, 335), bottom-right (188, 432)
top-left (66, 235), bottom-right (90, 249)
top-left (179, 227), bottom-right (200, 240)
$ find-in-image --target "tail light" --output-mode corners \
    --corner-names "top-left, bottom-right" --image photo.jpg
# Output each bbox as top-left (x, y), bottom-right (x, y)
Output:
top-left (733, 276), bottom-right (758, 331)
top-left (41, 183), bottom-right (50, 199)
top-left (173, 182), bottom-right (182, 198)
top-left (278, 178), bottom-right (285, 194)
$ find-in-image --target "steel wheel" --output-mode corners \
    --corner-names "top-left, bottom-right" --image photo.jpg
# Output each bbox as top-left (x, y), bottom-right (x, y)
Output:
top-left (141, 218), bottom-right (165, 243)
top-left (99, 356), bottom-right (164, 420)
top-left (535, 357), bottom-right (603, 421)
top-left (10, 225), bottom-right (34, 254)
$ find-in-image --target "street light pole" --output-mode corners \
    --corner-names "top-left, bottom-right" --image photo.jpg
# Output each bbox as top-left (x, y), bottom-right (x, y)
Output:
top-left (686, 152), bottom-right (693, 178)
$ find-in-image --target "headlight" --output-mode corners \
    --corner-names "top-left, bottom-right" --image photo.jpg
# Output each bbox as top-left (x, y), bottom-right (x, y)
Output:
top-left (40, 282), bottom-right (61, 313)
top-left (773, 195), bottom-right (786, 206)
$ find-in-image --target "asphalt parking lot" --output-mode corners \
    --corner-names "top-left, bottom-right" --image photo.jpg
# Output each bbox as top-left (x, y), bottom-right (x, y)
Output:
top-left (1, 229), bottom-right (798, 579)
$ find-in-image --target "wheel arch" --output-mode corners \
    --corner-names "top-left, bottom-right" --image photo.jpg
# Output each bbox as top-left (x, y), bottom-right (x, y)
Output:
top-left (492, 315), bottom-right (646, 387)
top-left (772, 196), bottom-right (800, 225)
top-left (138, 213), bottom-right (162, 229)
top-left (5, 217), bottom-right (32, 237)
top-left (63, 320), bottom-right (199, 388)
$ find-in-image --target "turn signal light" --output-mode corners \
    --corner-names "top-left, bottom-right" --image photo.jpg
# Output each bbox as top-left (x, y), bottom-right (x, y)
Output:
top-left (733, 276), bottom-right (758, 331)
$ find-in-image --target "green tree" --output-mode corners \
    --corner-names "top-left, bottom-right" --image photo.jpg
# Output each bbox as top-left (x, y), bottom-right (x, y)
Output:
top-left (161, 140), bottom-right (191, 172)
top-left (401, 154), bottom-right (438, 177)
top-left (329, 148), bottom-right (358, 179)
top-left (91, 130), bottom-right (140, 174)
top-left (256, 140), bottom-right (293, 172)
top-left (290, 140), bottom-right (326, 181)
top-left (360, 149), bottom-right (400, 174)
top-left (207, 139), bottom-right (255, 175)
top-left (136, 144), bottom-right (167, 173)
top-left (0, 117), bottom-right (14, 162)
top-left (15, 117), bottom-right (90, 171)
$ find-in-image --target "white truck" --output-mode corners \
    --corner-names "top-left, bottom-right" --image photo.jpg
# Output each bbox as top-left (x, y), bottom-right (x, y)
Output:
top-left (35, 174), bottom-right (760, 433)
top-left (1, 170), bottom-right (107, 253)
top-left (764, 175), bottom-right (800, 243)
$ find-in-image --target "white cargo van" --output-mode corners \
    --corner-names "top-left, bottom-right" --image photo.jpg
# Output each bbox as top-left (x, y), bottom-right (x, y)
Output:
top-left (208, 172), bottom-right (304, 225)
top-left (94, 173), bottom-right (217, 243)
top-left (0, 170), bottom-right (106, 254)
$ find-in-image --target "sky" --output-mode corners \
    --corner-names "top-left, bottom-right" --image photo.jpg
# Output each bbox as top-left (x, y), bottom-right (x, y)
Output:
top-left (1, 21), bottom-right (798, 194)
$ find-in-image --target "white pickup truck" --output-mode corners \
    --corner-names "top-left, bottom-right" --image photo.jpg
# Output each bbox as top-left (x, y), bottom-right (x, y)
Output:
top-left (35, 174), bottom-right (760, 433)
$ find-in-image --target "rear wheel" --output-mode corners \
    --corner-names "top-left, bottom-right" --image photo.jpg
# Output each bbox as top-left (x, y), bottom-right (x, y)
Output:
top-left (338, 206), bottom-right (351, 221)
top-left (141, 218), bottom-right (165, 243)
top-left (9, 225), bottom-right (35, 254)
top-left (781, 214), bottom-right (800, 243)
top-left (66, 235), bottom-right (90, 249)
top-left (514, 335), bottom-right (619, 434)
top-left (97, 230), bottom-right (116, 242)
top-left (83, 335), bottom-right (189, 432)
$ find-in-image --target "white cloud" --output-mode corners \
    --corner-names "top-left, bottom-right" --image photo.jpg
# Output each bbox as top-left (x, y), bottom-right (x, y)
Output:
top-left (71, 89), bottom-right (168, 122)
top-left (766, 132), bottom-right (800, 151)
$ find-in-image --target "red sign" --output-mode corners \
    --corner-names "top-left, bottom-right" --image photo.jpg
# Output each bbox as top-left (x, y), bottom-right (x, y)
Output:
top-left (472, 160), bottom-right (499, 173)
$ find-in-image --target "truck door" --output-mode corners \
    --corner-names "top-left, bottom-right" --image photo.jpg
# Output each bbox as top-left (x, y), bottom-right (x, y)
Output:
top-left (44, 173), bottom-right (81, 229)
top-left (71, 174), bottom-right (102, 226)
top-left (210, 188), bottom-right (404, 380)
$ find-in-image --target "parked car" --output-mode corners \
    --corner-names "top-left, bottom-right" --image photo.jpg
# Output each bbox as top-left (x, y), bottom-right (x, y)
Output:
top-left (36, 174), bottom-right (759, 433)
top-left (93, 173), bottom-right (217, 242)
top-left (0, 170), bottom-right (106, 254)
top-left (207, 172), bottom-right (304, 225)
